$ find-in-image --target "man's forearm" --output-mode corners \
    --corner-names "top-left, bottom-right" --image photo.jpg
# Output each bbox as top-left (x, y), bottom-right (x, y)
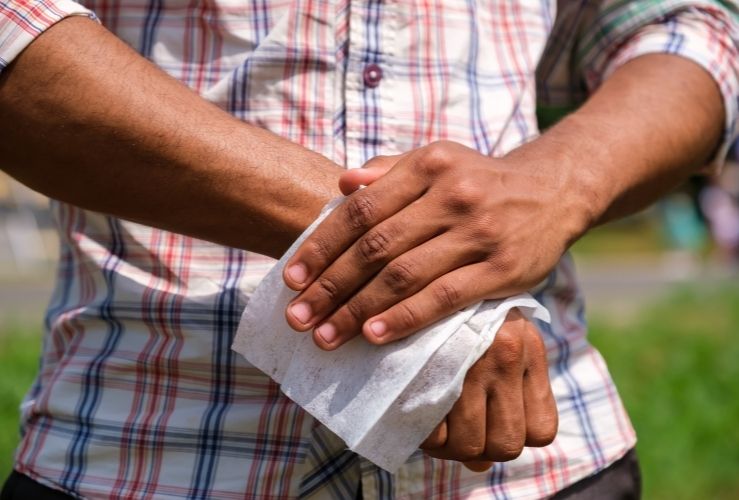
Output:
top-left (0, 17), bottom-right (343, 258)
top-left (509, 53), bottom-right (725, 238)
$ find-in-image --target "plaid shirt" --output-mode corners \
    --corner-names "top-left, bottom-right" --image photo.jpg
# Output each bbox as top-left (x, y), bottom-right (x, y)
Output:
top-left (2, 0), bottom-right (737, 498)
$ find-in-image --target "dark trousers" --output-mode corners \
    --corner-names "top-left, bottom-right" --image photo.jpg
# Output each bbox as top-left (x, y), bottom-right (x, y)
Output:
top-left (3, 449), bottom-right (640, 499)
top-left (1, 471), bottom-right (73, 500)
top-left (552, 448), bottom-right (641, 499)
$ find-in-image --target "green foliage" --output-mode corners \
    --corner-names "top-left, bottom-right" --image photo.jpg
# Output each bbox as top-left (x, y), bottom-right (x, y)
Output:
top-left (0, 324), bottom-right (42, 482)
top-left (1, 286), bottom-right (738, 497)
top-left (589, 284), bottom-right (739, 500)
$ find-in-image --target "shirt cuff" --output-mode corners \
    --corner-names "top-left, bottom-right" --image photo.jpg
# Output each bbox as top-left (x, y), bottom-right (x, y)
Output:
top-left (0, 0), bottom-right (95, 72)
top-left (592, 7), bottom-right (739, 174)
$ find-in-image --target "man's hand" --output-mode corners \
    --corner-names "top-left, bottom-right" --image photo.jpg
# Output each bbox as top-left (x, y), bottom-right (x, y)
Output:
top-left (282, 140), bottom-right (582, 349)
top-left (313, 156), bottom-right (560, 467)
top-left (422, 310), bottom-right (557, 469)
top-left (281, 55), bottom-right (723, 349)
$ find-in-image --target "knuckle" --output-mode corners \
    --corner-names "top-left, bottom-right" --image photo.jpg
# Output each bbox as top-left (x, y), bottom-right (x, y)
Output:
top-left (461, 365), bottom-right (490, 391)
top-left (344, 194), bottom-right (377, 231)
top-left (432, 282), bottom-right (461, 311)
top-left (306, 236), bottom-right (333, 262)
top-left (527, 410), bottom-right (559, 447)
top-left (526, 424), bottom-right (558, 448)
top-left (527, 331), bottom-right (548, 360)
top-left (424, 421), bottom-right (448, 448)
top-left (344, 299), bottom-right (366, 323)
top-left (492, 334), bottom-right (525, 368)
top-left (484, 251), bottom-right (517, 277)
top-left (415, 141), bottom-right (454, 175)
top-left (422, 433), bottom-right (446, 450)
top-left (356, 229), bottom-right (393, 264)
top-left (396, 302), bottom-right (421, 331)
top-left (482, 238), bottom-right (520, 268)
top-left (499, 449), bottom-right (523, 462)
top-left (456, 443), bottom-right (486, 461)
top-left (316, 276), bottom-right (341, 301)
top-left (486, 436), bottom-right (525, 462)
top-left (466, 222), bottom-right (497, 248)
top-left (382, 260), bottom-right (416, 293)
top-left (444, 182), bottom-right (486, 214)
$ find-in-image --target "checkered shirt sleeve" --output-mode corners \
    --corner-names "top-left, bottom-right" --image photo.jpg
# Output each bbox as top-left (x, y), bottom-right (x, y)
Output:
top-left (0, 0), bottom-right (95, 71)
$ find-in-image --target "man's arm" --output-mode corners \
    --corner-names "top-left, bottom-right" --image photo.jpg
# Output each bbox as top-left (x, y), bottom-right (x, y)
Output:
top-left (0, 12), bottom-right (558, 469)
top-left (270, 52), bottom-right (724, 469)
top-left (0, 16), bottom-right (343, 258)
top-left (282, 53), bottom-right (725, 347)
top-left (278, 1), bottom-right (736, 468)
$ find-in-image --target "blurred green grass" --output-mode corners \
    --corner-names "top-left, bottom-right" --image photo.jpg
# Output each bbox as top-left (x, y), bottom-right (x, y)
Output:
top-left (572, 215), bottom-right (667, 256)
top-left (0, 324), bottom-right (42, 483)
top-left (1, 285), bottom-right (738, 498)
top-left (588, 284), bottom-right (739, 499)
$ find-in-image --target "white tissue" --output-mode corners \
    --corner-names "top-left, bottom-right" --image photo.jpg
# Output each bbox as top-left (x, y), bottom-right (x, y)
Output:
top-left (232, 199), bottom-right (550, 473)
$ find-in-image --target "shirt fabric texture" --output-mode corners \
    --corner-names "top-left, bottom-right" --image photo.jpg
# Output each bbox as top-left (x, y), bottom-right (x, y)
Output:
top-left (1, 0), bottom-right (738, 498)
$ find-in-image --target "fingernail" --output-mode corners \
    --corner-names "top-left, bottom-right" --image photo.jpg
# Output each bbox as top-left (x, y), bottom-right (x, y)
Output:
top-left (287, 263), bottom-right (308, 284)
top-left (289, 302), bottom-right (312, 324)
top-left (369, 320), bottom-right (387, 338)
top-left (316, 323), bottom-right (337, 343)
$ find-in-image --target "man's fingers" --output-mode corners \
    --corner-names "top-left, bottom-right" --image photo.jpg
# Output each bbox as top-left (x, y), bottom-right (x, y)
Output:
top-left (422, 378), bottom-right (487, 462)
top-left (309, 234), bottom-right (478, 349)
top-left (284, 204), bottom-right (445, 335)
top-left (283, 157), bottom-right (424, 291)
top-left (521, 324), bottom-right (558, 447)
top-left (419, 316), bottom-right (556, 467)
top-left (484, 386), bottom-right (526, 462)
top-left (361, 263), bottom-right (518, 344)
top-left (482, 327), bottom-right (527, 462)
top-left (442, 378), bottom-right (488, 461)
top-left (420, 315), bottom-right (556, 467)
top-left (421, 419), bottom-right (448, 450)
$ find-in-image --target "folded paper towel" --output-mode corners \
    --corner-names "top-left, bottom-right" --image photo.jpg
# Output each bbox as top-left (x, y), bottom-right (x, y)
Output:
top-left (232, 199), bottom-right (550, 472)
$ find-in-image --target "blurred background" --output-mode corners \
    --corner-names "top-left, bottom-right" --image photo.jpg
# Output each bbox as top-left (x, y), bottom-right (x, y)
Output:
top-left (1, 144), bottom-right (738, 498)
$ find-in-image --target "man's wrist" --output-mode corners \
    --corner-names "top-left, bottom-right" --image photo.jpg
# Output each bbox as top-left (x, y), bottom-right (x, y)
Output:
top-left (503, 120), bottom-right (606, 249)
top-left (506, 54), bottom-right (725, 252)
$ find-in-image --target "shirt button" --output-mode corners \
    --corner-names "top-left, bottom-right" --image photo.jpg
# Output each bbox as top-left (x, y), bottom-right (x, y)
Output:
top-left (363, 63), bottom-right (383, 88)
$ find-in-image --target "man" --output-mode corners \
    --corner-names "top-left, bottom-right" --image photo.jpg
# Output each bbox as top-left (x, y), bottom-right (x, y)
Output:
top-left (0, 0), bottom-right (736, 498)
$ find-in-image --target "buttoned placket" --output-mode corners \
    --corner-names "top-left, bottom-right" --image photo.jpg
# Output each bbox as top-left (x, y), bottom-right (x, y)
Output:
top-left (343, 0), bottom-right (400, 172)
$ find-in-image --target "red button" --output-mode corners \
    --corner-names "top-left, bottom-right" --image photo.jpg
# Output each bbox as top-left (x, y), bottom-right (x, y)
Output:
top-left (363, 64), bottom-right (383, 88)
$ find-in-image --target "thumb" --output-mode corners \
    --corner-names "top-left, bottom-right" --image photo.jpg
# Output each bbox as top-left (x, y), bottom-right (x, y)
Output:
top-left (339, 166), bottom-right (392, 195)
top-left (338, 153), bottom-right (407, 195)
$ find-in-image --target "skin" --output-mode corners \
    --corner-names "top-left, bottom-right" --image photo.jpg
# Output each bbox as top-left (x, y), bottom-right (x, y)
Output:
top-left (0, 15), bottom-right (725, 471)
top-left (0, 17), bottom-right (343, 259)
top-left (0, 16), bottom-right (557, 470)
top-left (337, 157), bottom-right (559, 471)
top-left (283, 54), bottom-right (725, 464)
